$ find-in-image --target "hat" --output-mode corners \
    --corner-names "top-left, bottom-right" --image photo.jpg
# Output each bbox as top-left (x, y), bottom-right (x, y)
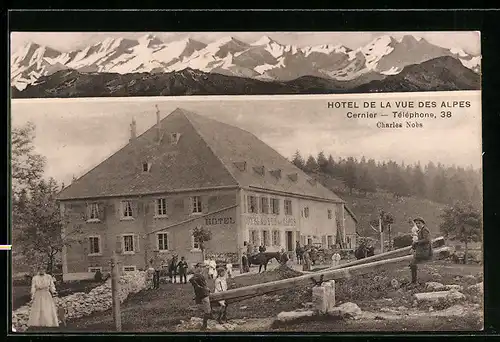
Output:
top-left (413, 217), bottom-right (426, 224)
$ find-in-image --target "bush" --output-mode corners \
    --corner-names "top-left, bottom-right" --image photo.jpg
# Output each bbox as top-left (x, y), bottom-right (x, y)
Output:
top-left (94, 270), bottom-right (103, 282)
top-left (394, 234), bottom-right (413, 249)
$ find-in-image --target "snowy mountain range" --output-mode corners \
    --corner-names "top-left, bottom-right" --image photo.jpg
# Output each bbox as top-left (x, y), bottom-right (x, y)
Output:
top-left (11, 34), bottom-right (481, 91)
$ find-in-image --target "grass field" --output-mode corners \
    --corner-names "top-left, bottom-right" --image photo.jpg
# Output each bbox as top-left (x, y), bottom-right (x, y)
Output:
top-left (58, 260), bottom-right (482, 333)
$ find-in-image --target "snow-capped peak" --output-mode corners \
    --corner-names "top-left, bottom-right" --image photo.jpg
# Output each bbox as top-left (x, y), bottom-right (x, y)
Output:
top-left (138, 34), bottom-right (163, 45)
top-left (252, 35), bottom-right (276, 46)
top-left (450, 47), bottom-right (469, 58)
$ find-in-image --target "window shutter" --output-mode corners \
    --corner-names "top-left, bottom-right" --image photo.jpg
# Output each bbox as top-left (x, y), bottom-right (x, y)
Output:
top-left (83, 238), bottom-right (90, 255)
top-left (185, 198), bottom-right (192, 214)
top-left (202, 197), bottom-right (208, 214)
top-left (116, 236), bottom-right (123, 253)
top-left (116, 201), bottom-right (122, 218)
top-left (137, 201), bottom-right (144, 217)
top-left (145, 200), bottom-right (151, 215)
top-left (99, 203), bottom-right (105, 220)
top-left (276, 200), bottom-right (280, 215)
top-left (243, 195), bottom-right (247, 213)
top-left (134, 235), bottom-right (140, 252)
top-left (153, 235), bottom-right (159, 251)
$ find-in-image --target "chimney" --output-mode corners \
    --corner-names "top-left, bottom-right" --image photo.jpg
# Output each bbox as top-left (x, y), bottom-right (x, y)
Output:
top-left (155, 105), bottom-right (161, 142)
top-left (129, 117), bottom-right (137, 142)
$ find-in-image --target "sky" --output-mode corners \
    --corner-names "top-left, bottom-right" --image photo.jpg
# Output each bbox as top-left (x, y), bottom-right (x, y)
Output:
top-left (10, 31), bottom-right (481, 55)
top-left (11, 92), bottom-right (482, 186)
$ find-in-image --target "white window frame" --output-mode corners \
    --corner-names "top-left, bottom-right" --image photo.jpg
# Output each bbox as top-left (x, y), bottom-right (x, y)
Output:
top-left (88, 267), bottom-right (103, 273)
top-left (142, 162), bottom-right (152, 173)
top-left (88, 235), bottom-right (102, 256)
top-left (262, 230), bottom-right (270, 247)
top-left (170, 133), bottom-right (181, 145)
top-left (191, 235), bottom-right (201, 251)
top-left (284, 199), bottom-right (292, 216)
top-left (304, 207), bottom-right (310, 218)
top-left (271, 198), bottom-right (280, 215)
top-left (122, 234), bottom-right (135, 254)
top-left (123, 265), bottom-right (137, 272)
top-left (247, 195), bottom-right (258, 213)
top-left (87, 203), bottom-right (100, 223)
top-left (155, 198), bottom-right (168, 218)
top-left (120, 200), bottom-right (134, 220)
top-left (260, 196), bottom-right (269, 214)
top-left (272, 230), bottom-right (281, 246)
top-left (191, 196), bottom-right (202, 214)
top-left (156, 232), bottom-right (170, 252)
top-left (250, 229), bottom-right (259, 246)
top-left (328, 209), bottom-right (333, 220)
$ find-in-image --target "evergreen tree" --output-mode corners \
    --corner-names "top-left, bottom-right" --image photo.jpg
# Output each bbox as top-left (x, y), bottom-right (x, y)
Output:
top-left (357, 169), bottom-right (377, 195)
top-left (317, 151), bottom-right (329, 173)
top-left (291, 150), bottom-right (305, 170)
top-left (326, 155), bottom-right (336, 176)
top-left (412, 163), bottom-right (426, 197)
top-left (304, 155), bottom-right (318, 173)
top-left (344, 157), bottom-right (358, 195)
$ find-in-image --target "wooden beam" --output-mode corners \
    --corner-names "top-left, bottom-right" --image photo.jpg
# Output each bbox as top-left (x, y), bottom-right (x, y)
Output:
top-left (210, 246), bottom-right (451, 304)
top-left (321, 236), bottom-right (446, 272)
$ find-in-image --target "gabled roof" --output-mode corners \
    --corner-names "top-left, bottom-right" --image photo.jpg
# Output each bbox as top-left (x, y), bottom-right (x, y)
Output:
top-left (57, 108), bottom-right (344, 203)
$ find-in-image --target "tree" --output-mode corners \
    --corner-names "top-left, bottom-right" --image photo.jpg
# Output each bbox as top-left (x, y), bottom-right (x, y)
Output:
top-left (317, 151), bottom-right (329, 173)
top-left (304, 155), bottom-right (318, 173)
top-left (14, 178), bottom-right (81, 274)
top-left (357, 169), bottom-right (377, 195)
top-left (11, 122), bottom-right (46, 199)
top-left (344, 157), bottom-right (358, 195)
top-left (193, 226), bottom-right (212, 261)
top-left (412, 163), bottom-right (426, 197)
top-left (439, 203), bottom-right (482, 264)
top-left (291, 150), bottom-right (305, 170)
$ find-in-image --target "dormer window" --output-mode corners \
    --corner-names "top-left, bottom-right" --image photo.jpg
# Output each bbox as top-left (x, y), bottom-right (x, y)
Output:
top-left (142, 162), bottom-right (152, 172)
top-left (170, 133), bottom-right (181, 145)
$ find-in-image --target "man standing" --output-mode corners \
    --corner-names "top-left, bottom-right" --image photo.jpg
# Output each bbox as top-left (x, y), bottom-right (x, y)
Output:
top-left (177, 256), bottom-right (189, 284)
top-left (189, 263), bottom-right (212, 330)
top-left (409, 217), bottom-right (432, 284)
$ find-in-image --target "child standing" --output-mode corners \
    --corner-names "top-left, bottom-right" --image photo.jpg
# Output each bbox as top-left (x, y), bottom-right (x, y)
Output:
top-left (214, 268), bottom-right (228, 323)
top-left (225, 259), bottom-right (233, 278)
top-left (409, 218), bottom-right (419, 244)
top-left (146, 260), bottom-right (156, 290)
top-left (189, 263), bottom-right (212, 330)
top-left (177, 257), bottom-right (189, 284)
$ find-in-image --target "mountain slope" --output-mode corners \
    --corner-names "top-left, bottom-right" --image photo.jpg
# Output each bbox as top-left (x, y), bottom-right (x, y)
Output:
top-left (354, 56), bottom-right (481, 93)
top-left (11, 56), bottom-right (480, 98)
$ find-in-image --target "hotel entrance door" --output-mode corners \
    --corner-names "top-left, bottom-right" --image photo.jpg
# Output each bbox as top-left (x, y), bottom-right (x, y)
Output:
top-left (286, 231), bottom-right (293, 252)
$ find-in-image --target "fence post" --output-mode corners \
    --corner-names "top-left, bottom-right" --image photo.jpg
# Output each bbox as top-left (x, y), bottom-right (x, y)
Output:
top-left (110, 252), bottom-right (122, 331)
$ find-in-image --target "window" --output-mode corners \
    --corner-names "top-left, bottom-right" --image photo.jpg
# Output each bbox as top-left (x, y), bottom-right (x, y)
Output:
top-left (121, 200), bottom-right (133, 218)
top-left (250, 230), bottom-right (258, 245)
top-left (157, 233), bottom-right (169, 251)
top-left (328, 209), bottom-right (333, 220)
top-left (123, 234), bottom-right (135, 253)
top-left (284, 200), bottom-right (292, 215)
top-left (88, 267), bottom-right (102, 273)
top-left (155, 198), bottom-right (167, 217)
top-left (304, 207), bottom-right (310, 218)
top-left (327, 235), bottom-right (333, 248)
top-left (307, 237), bottom-right (313, 245)
top-left (123, 266), bottom-right (136, 272)
top-left (142, 162), bottom-right (152, 172)
top-left (260, 197), bottom-right (269, 214)
top-left (262, 230), bottom-right (270, 247)
top-left (347, 236), bottom-right (351, 246)
top-left (271, 198), bottom-right (280, 215)
top-left (87, 203), bottom-right (99, 221)
top-left (300, 235), bottom-right (306, 246)
top-left (170, 133), bottom-right (181, 145)
top-left (322, 235), bottom-right (327, 247)
top-left (191, 196), bottom-right (202, 214)
top-left (247, 196), bottom-right (258, 213)
top-left (192, 235), bottom-right (200, 250)
top-left (272, 230), bottom-right (281, 246)
top-left (88, 236), bottom-right (101, 255)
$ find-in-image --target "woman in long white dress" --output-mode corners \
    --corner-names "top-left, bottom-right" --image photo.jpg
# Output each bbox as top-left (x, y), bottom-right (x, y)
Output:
top-left (28, 267), bottom-right (59, 329)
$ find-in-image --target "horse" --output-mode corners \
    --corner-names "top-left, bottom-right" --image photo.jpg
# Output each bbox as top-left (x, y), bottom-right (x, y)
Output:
top-left (355, 245), bottom-right (375, 260)
top-left (248, 252), bottom-right (281, 273)
top-left (168, 255), bottom-right (178, 283)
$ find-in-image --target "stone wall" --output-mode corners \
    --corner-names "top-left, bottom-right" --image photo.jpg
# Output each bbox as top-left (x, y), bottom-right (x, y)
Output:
top-left (12, 271), bottom-right (146, 332)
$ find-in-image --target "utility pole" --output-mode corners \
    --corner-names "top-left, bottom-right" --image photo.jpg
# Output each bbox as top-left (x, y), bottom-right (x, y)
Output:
top-left (379, 212), bottom-right (384, 254)
top-left (110, 252), bottom-right (122, 331)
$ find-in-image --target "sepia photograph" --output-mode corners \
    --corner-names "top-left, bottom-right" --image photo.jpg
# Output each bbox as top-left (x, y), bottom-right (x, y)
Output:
top-left (10, 31), bottom-right (483, 333)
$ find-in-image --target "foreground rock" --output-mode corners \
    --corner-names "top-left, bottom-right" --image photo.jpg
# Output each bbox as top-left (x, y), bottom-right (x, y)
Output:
top-left (414, 290), bottom-right (466, 303)
top-left (328, 302), bottom-right (363, 319)
top-left (177, 317), bottom-right (249, 331)
top-left (468, 282), bottom-right (483, 295)
top-left (276, 310), bottom-right (315, 322)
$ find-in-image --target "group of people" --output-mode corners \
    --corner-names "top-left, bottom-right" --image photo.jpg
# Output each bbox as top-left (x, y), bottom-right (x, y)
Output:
top-left (146, 255), bottom-right (190, 289)
top-left (189, 262), bottom-right (230, 329)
